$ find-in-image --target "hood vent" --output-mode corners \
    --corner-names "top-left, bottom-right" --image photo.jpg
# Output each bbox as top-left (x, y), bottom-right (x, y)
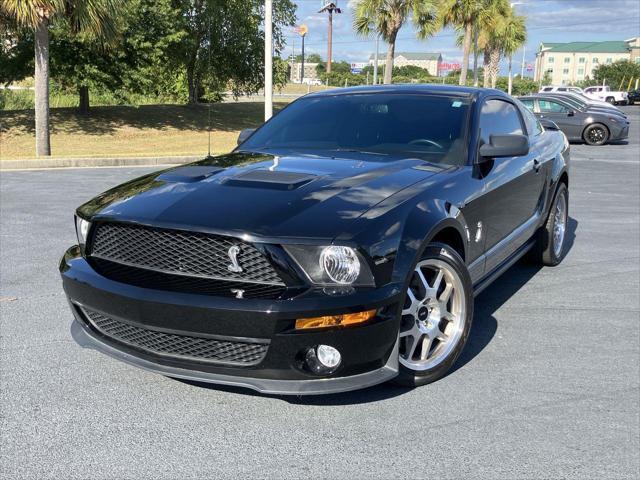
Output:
top-left (157, 166), bottom-right (224, 183)
top-left (225, 169), bottom-right (317, 190)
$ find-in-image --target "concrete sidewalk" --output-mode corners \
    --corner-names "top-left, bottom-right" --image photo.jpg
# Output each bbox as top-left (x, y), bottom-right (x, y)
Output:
top-left (0, 155), bottom-right (203, 171)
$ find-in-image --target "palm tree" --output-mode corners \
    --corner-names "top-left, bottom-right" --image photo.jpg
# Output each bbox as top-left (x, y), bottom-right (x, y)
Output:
top-left (353, 0), bottom-right (439, 85)
top-left (0, 0), bottom-right (120, 156)
top-left (500, 11), bottom-right (526, 94)
top-left (480, 3), bottom-right (526, 90)
top-left (438, 0), bottom-right (487, 86)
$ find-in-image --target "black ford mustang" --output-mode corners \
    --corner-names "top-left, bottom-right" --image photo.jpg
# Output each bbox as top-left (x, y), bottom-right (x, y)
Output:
top-left (61, 85), bottom-right (570, 395)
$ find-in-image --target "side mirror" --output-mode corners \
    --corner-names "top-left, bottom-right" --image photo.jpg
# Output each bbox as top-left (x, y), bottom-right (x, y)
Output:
top-left (479, 134), bottom-right (529, 159)
top-left (567, 110), bottom-right (575, 117)
top-left (539, 118), bottom-right (560, 131)
top-left (237, 128), bottom-right (256, 145)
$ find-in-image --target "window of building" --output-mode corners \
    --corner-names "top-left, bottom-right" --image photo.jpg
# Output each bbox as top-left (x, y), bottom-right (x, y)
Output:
top-left (578, 57), bottom-right (586, 63)
top-left (548, 56), bottom-right (555, 64)
top-left (564, 57), bottom-right (570, 63)
top-left (593, 57), bottom-right (599, 64)
top-left (577, 68), bottom-right (585, 75)
top-left (562, 68), bottom-right (569, 75)
top-left (606, 57), bottom-right (613, 64)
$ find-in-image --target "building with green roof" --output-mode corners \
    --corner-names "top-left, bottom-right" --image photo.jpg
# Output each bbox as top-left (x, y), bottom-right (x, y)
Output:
top-left (534, 38), bottom-right (639, 85)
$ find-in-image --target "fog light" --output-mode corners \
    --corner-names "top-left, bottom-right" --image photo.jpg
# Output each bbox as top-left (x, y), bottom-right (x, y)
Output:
top-left (317, 345), bottom-right (341, 368)
top-left (295, 309), bottom-right (376, 330)
top-left (304, 345), bottom-right (342, 374)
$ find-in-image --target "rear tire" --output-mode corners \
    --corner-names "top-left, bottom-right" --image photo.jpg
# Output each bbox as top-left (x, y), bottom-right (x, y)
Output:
top-left (530, 183), bottom-right (569, 266)
top-left (392, 243), bottom-right (473, 387)
top-left (583, 123), bottom-right (609, 146)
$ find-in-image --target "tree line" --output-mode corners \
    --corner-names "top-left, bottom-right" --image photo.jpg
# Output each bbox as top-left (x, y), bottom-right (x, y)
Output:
top-left (1, 0), bottom-right (296, 156)
top-left (2, 0), bottom-right (528, 157)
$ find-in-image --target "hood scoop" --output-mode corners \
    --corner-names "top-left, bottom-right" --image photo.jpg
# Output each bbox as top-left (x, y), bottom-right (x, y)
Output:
top-left (157, 166), bottom-right (224, 183)
top-left (225, 169), bottom-right (317, 191)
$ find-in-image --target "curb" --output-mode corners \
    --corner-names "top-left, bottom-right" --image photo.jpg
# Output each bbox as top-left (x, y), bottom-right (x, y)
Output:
top-left (0, 155), bottom-right (204, 171)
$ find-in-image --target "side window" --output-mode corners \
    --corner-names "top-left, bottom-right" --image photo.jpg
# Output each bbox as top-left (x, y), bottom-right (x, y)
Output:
top-left (479, 99), bottom-right (524, 145)
top-left (539, 100), bottom-right (568, 113)
top-left (519, 98), bottom-right (535, 111)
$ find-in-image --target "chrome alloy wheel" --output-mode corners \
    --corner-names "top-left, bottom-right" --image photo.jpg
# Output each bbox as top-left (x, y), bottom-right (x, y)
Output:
top-left (553, 192), bottom-right (567, 257)
top-left (399, 259), bottom-right (466, 371)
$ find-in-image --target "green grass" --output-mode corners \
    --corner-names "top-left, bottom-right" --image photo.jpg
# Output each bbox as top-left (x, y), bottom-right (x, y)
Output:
top-left (1, 102), bottom-right (287, 160)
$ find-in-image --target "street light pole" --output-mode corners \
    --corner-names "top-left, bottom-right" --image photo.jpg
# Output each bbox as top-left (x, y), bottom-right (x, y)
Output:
top-left (264, 0), bottom-right (273, 121)
top-left (520, 45), bottom-right (526, 78)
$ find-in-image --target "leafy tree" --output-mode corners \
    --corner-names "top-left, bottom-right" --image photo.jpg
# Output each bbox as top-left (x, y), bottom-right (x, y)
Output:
top-left (0, 0), bottom-right (122, 156)
top-left (353, 0), bottom-right (439, 85)
top-left (438, 0), bottom-right (488, 86)
top-left (294, 52), bottom-right (322, 63)
top-left (167, 0), bottom-right (295, 103)
top-left (593, 60), bottom-right (640, 90)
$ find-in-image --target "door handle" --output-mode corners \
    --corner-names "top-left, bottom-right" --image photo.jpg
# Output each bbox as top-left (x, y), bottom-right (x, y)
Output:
top-left (533, 159), bottom-right (541, 172)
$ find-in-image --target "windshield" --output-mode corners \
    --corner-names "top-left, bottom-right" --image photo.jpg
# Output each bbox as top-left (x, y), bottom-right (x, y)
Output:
top-left (240, 93), bottom-right (471, 165)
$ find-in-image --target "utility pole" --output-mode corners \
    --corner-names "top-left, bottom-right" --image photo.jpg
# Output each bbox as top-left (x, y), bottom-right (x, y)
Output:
top-left (373, 34), bottom-right (380, 85)
top-left (264, 0), bottom-right (273, 121)
top-left (319, 2), bottom-right (342, 74)
top-left (508, 55), bottom-right (513, 95)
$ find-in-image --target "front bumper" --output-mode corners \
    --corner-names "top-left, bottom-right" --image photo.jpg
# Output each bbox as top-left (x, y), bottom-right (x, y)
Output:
top-left (61, 246), bottom-right (403, 395)
top-left (610, 121), bottom-right (630, 141)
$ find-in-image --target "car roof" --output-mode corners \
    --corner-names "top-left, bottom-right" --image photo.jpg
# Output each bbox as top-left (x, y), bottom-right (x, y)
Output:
top-left (304, 84), bottom-right (506, 100)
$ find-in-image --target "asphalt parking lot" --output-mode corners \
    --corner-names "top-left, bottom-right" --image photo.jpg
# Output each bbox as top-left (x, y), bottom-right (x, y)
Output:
top-left (1, 107), bottom-right (639, 479)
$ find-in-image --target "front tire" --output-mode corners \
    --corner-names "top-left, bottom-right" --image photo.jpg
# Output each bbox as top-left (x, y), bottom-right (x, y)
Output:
top-left (393, 244), bottom-right (473, 387)
top-left (583, 123), bottom-right (609, 146)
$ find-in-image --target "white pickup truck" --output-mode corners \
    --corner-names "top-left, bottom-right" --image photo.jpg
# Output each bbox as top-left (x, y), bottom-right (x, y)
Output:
top-left (583, 86), bottom-right (629, 105)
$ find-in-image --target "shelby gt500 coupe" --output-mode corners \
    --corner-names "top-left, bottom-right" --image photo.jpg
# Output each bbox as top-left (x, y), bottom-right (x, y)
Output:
top-left (61, 85), bottom-right (570, 395)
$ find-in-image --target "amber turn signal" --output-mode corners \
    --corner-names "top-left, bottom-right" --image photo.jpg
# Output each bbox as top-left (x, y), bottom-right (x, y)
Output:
top-left (295, 309), bottom-right (377, 330)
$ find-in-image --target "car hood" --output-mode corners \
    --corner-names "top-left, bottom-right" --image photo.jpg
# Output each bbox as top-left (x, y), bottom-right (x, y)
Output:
top-left (78, 151), bottom-right (446, 241)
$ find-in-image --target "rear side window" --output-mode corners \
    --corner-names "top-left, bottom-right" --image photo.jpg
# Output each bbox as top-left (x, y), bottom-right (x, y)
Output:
top-left (542, 87), bottom-right (553, 92)
top-left (479, 99), bottom-right (524, 145)
top-left (539, 100), bottom-right (568, 113)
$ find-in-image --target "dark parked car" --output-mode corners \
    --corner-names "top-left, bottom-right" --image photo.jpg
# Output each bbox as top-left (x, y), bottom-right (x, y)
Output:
top-left (628, 89), bottom-right (640, 105)
top-left (519, 95), bottom-right (630, 145)
top-left (61, 86), bottom-right (570, 395)
top-left (543, 92), bottom-right (626, 117)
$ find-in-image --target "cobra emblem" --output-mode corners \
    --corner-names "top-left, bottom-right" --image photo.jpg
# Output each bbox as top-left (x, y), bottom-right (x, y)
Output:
top-left (227, 245), bottom-right (243, 273)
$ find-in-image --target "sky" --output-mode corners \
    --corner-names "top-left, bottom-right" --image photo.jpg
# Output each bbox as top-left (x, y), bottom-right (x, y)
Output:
top-left (283, 0), bottom-right (640, 74)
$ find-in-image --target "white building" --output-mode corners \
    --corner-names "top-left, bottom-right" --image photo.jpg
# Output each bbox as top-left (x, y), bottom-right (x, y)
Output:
top-left (534, 38), bottom-right (640, 85)
top-left (368, 52), bottom-right (442, 76)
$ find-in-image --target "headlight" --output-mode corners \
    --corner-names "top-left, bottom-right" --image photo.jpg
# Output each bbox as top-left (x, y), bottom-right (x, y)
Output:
top-left (284, 245), bottom-right (375, 286)
top-left (75, 215), bottom-right (91, 247)
top-left (319, 246), bottom-right (360, 284)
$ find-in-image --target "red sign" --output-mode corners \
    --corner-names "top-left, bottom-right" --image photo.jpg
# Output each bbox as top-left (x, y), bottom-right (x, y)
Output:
top-left (438, 62), bottom-right (461, 72)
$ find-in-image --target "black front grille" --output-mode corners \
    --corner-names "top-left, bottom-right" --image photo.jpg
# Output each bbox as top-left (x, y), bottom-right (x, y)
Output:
top-left (91, 258), bottom-right (286, 299)
top-left (81, 307), bottom-right (269, 366)
top-left (89, 222), bottom-right (283, 285)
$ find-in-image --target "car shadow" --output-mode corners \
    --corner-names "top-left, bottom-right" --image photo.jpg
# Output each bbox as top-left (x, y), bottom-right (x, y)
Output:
top-left (178, 217), bottom-right (578, 404)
